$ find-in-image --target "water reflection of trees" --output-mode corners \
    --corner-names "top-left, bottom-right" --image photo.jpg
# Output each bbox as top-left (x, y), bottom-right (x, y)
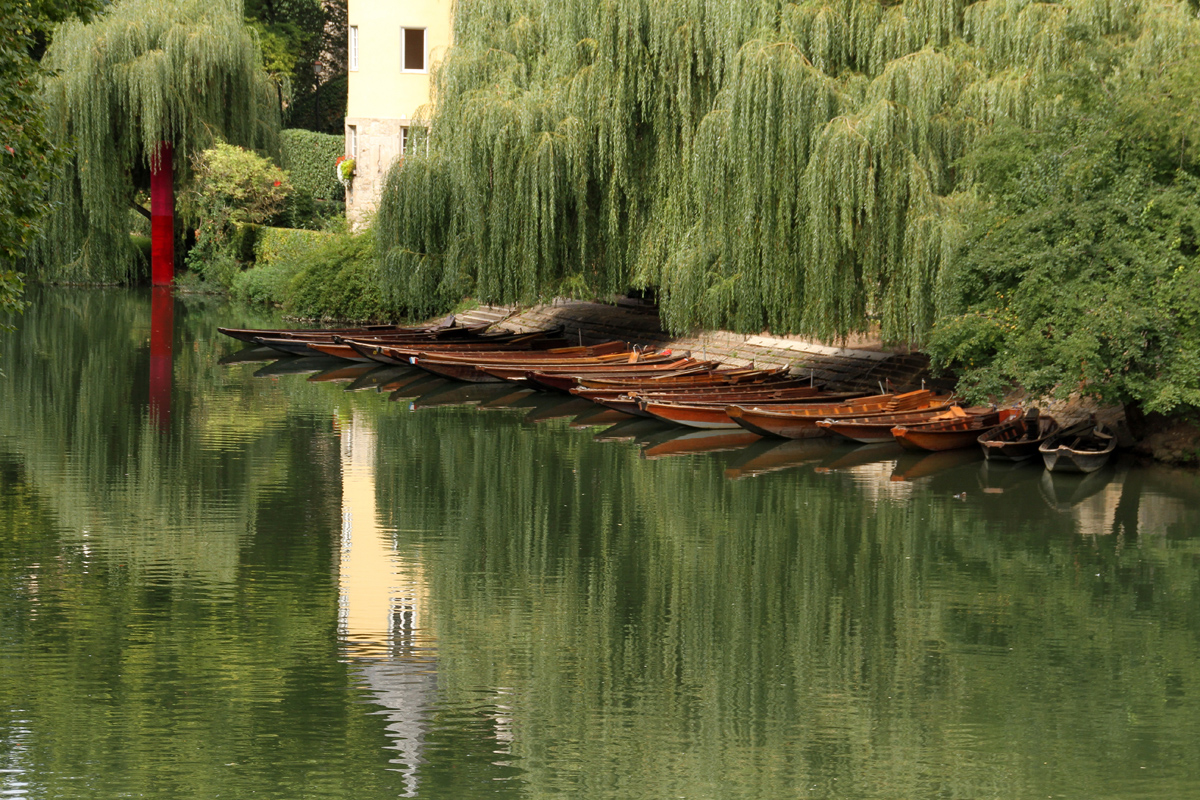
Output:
top-left (0, 290), bottom-right (420, 797)
top-left (4, 289), bottom-right (1200, 798)
top-left (373, 407), bottom-right (1200, 798)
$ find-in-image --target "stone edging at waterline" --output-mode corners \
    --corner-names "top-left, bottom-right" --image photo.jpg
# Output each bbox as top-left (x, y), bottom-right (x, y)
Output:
top-left (453, 299), bottom-right (953, 396)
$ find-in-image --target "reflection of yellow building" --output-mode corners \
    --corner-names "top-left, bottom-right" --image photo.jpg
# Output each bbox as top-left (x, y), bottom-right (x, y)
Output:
top-left (345, 0), bottom-right (453, 227)
top-left (338, 413), bottom-right (436, 797)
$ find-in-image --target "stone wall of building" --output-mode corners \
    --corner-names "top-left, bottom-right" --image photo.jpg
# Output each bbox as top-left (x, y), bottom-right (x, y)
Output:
top-left (344, 116), bottom-right (406, 229)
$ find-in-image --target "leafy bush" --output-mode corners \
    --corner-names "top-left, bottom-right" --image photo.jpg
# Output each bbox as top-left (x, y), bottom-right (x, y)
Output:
top-left (285, 233), bottom-right (398, 321)
top-left (229, 226), bottom-right (398, 321)
top-left (930, 75), bottom-right (1200, 416)
top-left (182, 141), bottom-right (291, 287)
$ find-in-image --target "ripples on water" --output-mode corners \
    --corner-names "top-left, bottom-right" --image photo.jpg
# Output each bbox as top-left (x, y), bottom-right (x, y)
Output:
top-left (2, 290), bottom-right (1200, 798)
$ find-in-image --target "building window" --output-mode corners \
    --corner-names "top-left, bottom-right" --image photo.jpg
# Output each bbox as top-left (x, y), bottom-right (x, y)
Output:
top-left (400, 126), bottom-right (408, 156)
top-left (349, 26), bottom-right (358, 71)
top-left (348, 125), bottom-right (357, 158)
top-left (401, 27), bottom-right (426, 72)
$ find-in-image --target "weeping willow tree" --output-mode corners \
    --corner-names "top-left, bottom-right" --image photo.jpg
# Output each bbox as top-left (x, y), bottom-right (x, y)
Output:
top-left (29, 0), bottom-right (279, 283)
top-left (376, 0), bottom-right (1200, 343)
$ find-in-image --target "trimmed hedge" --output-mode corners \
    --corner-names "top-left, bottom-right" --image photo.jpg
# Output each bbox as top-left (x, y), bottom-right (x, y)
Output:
top-left (230, 226), bottom-right (400, 321)
top-left (279, 129), bottom-right (344, 202)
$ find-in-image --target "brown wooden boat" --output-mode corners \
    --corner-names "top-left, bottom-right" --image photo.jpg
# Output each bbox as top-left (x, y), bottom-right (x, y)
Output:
top-left (891, 407), bottom-right (1018, 451)
top-left (726, 390), bottom-right (951, 438)
top-left (411, 348), bottom-right (661, 383)
top-left (1038, 420), bottom-right (1117, 473)
top-left (574, 377), bottom-right (825, 403)
top-left (343, 332), bottom-right (570, 364)
top-left (578, 383), bottom-right (832, 411)
top-left (817, 404), bottom-right (969, 443)
top-left (411, 340), bottom-right (633, 364)
top-left (527, 362), bottom-right (720, 393)
top-left (491, 358), bottom-right (716, 386)
top-left (574, 367), bottom-right (792, 390)
top-left (638, 389), bottom-right (858, 429)
top-left (977, 407), bottom-right (1062, 461)
top-left (217, 316), bottom-right (467, 345)
top-left (248, 322), bottom-right (505, 355)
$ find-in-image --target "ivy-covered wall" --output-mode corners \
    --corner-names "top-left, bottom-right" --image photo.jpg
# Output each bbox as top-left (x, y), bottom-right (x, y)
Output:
top-left (279, 129), bottom-right (344, 202)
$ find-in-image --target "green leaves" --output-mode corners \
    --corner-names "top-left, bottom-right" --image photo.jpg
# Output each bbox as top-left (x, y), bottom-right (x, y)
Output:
top-left (932, 108), bottom-right (1200, 414)
top-left (29, 0), bottom-right (280, 283)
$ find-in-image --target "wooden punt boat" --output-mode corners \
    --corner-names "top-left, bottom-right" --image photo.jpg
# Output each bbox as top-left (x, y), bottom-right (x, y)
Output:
top-left (527, 362), bottom-right (720, 393)
top-left (411, 348), bottom-right (658, 383)
top-left (817, 405), bottom-right (969, 444)
top-left (890, 407), bottom-right (1018, 451)
top-left (217, 316), bottom-right (466, 345)
top-left (411, 340), bottom-right (633, 364)
top-left (638, 390), bottom-right (857, 429)
top-left (317, 331), bottom-right (568, 363)
top-left (344, 332), bottom-right (569, 365)
top-left (1038, 420), bottom-right (1117, 473)
top-left (245, 322), bottom-right (504, 354)
top-left (726, 390), bottom-right (950, 438)
top-left (976, 407), bottom-right (1062, 461)
top-left (574, 367), bottom-right (792, 390)
top-left (494, 358), bottom-right (715, 387)
top-left (573, 377), bottom-right (824, 403)
top-left (576, 384), bottom-right (833, 416)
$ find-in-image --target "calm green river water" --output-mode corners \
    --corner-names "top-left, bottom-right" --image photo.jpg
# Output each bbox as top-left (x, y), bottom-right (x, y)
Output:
top-left (3, 289), bottom-right (1200, 799)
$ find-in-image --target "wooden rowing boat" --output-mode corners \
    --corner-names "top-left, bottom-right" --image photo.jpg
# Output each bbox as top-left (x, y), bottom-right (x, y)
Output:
top-left (323, 331), bottom-right (565, 363)
top-left (573, 378), bottom-right (826, 404)
top-left (726, 390), bottom-right (951, 438)
top-left (817, 404), bottom-right (969, 443)
top-left (217, 316), bottom-right (465, 345)
top-left (976, 407), bottom-right (1062, 461)
top-left (638, 390), bottom-right (858, 429)
top-left (574, 367), bottom-right (792, 390)
top-left (523, 361), bottom-right (720, 392)
top-left (343, 332), bottom-right (572, 364)
top-left (411, 348), bottom-right (662, 383)
top-left (1038, 420), bottom-right (1117, 473)
top-left (890, 407), bottom-right (1018, 451)
top-left (492, 357), bottom-right (715, 386)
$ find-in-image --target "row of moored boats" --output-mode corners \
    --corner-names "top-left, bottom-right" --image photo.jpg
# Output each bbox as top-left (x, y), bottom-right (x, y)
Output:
top-left (219, 320), bottom-right (1118, 473)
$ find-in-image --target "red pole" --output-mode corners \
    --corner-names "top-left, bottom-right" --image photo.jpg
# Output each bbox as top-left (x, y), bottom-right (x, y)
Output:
top-left (149, 286), bottom-right (174, 431)
top-left (151, 143), bottom-right (174, 286)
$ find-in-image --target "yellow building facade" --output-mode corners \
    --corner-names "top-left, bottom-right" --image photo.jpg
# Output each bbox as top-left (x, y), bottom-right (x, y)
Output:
top-left (344, 0), bottom-right (452, 227)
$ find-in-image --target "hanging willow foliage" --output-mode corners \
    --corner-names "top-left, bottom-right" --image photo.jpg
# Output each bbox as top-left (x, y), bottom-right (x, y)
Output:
top-left (30, 0), bottom-right (279, 283)
top-left (376, 0), bottom-right (1200, 342)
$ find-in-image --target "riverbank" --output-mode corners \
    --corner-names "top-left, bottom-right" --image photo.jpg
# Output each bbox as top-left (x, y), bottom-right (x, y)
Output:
top-left (448, 298), bottom-right (1199, 467)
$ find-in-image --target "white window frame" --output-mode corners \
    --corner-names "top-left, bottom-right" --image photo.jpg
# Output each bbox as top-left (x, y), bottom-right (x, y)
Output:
top-left (400, 126), bottom-right (409, 156)
top-left (400, 27), bottom-right (427, 73)
top-left (349, 26), bottom-right (358, 71)
top-left (348, 125), bottom-right (358, 158)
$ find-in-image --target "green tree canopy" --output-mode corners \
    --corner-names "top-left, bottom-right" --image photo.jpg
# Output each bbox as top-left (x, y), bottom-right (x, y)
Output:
top-left (374, 0), bottom-right (1200, 347)
top-left (1, 0), bottom-right (63, 321)
top-left (928, 53), bottom-right (1200, 416)
top-left (30, 0), bottom-right (280, 283)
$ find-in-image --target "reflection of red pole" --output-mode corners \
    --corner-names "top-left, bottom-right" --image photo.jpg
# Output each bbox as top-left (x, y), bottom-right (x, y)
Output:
top-left (151, 143), bottom-right (174, 286)
top-left (150, 287), bottom-right (174, 431)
